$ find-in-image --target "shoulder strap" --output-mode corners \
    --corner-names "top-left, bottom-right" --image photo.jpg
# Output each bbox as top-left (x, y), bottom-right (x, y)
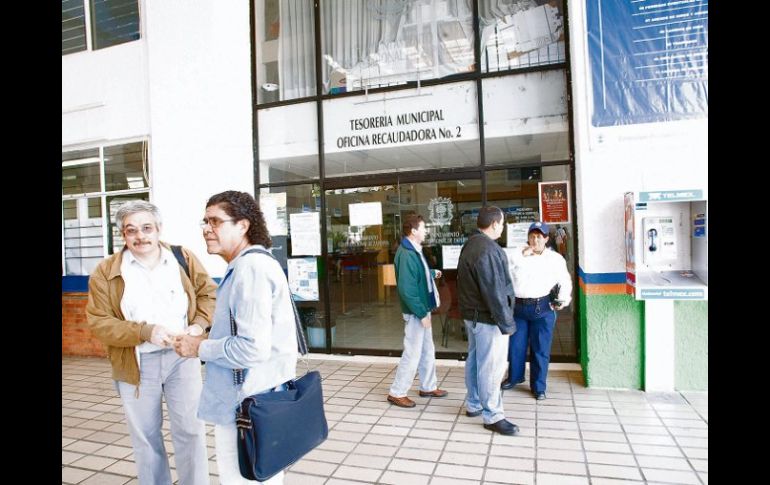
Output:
top-left (229, 310), bottom-right (245, 385)
top-left (241, 248), bottom-right (309, 356)
top-left (170, 245), bottom-right (190, 279)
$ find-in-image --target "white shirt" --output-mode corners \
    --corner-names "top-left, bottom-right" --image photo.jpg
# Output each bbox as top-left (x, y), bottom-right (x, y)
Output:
top-left (120, 246), bottom-right (189, 353)
top-left (508, 247), bottom-right (573, 305)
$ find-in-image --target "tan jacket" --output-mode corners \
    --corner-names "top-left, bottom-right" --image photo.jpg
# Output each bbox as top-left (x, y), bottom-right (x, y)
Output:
top-left (86, 243), bottom-right (217, 385)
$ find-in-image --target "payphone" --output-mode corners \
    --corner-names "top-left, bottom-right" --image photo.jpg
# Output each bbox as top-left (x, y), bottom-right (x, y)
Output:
top-left (642, 216), bottom-right (678, 266)
top-left (624, 190), bottom-right (707, 300)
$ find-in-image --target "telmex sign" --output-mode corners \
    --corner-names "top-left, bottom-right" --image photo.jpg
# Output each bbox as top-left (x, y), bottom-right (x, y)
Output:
top-left (640, 190), bottom-right (703, 202)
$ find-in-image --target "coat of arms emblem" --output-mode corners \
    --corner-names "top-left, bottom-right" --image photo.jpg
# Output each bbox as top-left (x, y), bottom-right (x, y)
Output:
top-left (428, 197), bottom-right (453, 226)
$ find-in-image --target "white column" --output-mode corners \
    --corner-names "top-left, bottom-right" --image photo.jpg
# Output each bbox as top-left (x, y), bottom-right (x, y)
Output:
top-left (644, 300), bottom-right (675, 392)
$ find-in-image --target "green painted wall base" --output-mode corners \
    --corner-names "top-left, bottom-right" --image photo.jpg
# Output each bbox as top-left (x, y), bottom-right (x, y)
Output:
top-left (674, 301), bottom-right (708, 391)
top-left (579, 290), bottom-right (644, 389)
top-left (580, 288), bottom-right (708, 391)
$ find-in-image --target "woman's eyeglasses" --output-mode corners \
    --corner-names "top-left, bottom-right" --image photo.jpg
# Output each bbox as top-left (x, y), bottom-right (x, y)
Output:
top-left (200, 218), bottom-right (236, 229)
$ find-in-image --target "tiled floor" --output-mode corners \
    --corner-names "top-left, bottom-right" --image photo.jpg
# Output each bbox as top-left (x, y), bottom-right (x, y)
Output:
top-left (62, 356), bottom-right (707, 484)
top-left (330, 295), bottom-right (576, 358)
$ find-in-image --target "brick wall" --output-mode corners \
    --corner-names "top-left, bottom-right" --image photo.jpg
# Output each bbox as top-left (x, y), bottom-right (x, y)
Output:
top-left (62, 292), bottom-right (106, 357)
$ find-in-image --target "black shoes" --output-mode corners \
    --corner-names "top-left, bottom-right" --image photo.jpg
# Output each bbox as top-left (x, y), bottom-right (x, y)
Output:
top-left (483, 419), bottom-right (520, 435)
top-left (535, 392), bottom-right (546, 400)
top-left (465, 409), bottom-right (483, 417)
top-left (500, 379), bottom-right (525, 390)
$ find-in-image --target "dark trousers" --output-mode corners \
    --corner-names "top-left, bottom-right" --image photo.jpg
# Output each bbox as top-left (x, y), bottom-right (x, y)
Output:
top-left (507, 300), bottom-right (557, 393)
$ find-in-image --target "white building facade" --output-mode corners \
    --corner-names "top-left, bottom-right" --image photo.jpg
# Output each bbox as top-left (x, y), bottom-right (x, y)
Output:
top-left (62, 0), bottom-right (707, 390)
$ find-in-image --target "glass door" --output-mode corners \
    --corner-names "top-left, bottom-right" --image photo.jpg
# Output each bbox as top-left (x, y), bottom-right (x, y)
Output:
top-left (325, 184), bottom-right (400, 353)
top-left (487, 165), bottom-right (577, 361)
top-left (325, 176), bottom-right (483, 356)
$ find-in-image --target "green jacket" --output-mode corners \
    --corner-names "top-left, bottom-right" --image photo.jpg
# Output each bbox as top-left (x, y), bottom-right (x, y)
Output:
top-left (86, 243), bottom-right (217, 385)
top-left (395, 237), bottom-right (438, 319)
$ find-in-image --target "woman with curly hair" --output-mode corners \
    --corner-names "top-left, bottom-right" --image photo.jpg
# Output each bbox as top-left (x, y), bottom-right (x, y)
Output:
top-left (174, 190), bottom-right (297, 484)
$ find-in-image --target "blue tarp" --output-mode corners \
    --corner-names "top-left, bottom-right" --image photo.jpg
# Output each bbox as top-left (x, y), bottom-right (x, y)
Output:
top-left (587, 0), bottom-right (708, 127)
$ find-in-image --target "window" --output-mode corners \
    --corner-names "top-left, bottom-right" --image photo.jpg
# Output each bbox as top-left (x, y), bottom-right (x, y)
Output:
top-left (478, 0), bottom-right (566, 73)
top-left (62, 140), bottom-right (150, 275)
top-left (321, 0), bottom-right (475, 94)
top-left (482, 70), bottom-right (569, 167)
top-left (62, 0), bottom-right (87, 55)
top-left (258, 101), bottom-right (319, 184)
top-left (255, 0), bottom-right (317, 103)
top-left (61, 0), bottom-right (141, 56)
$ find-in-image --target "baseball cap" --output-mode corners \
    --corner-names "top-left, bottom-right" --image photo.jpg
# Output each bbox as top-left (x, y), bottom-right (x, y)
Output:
top-left (528, 221), bottom-right (550, 236)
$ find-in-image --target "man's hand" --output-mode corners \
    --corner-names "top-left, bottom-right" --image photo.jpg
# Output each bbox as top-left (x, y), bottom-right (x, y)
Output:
top-left (434, 270), bottom-right (443, 279)
top-left (173, 334), bottom-right (204, 358)
top-left (421, 314), bottom-right (432, 328)
top-left (551, 302), bottom-right (564, 311)
top-left (522, 246), bottom-right (536, 257)
top-left (150, 325), bottom-right (175, 347)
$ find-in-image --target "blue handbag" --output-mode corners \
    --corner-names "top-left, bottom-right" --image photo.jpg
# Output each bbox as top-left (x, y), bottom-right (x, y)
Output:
top-left (233, 248), bottom-right (327, 481)
top-left (236, 371), bottom-right (328, 481)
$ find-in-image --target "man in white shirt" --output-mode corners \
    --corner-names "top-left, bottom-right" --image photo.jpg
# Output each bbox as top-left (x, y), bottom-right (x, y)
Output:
top-left (86, 200), bottom-right (216, 485)
top-left (501, 221), bottom-right (572, 400)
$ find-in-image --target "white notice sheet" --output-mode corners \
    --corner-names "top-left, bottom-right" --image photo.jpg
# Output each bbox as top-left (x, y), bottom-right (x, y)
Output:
top-left (289, 212), bottom-right (321, 256)
top-left (349, 202), bottom-right (383, 226)
top-left (259, 192), bottom-right (288, 236)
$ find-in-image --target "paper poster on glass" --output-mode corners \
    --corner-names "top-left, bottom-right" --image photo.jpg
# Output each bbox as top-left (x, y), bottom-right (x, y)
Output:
top-left (538, 181), bottom-right (570, 224)
top-left (506, 222), bottom-right (531, 248)
top-left (287, 257), bottom-right (319, 302)
top-left (441, 245), bottom-right (463, 270)
top-left (259, 192), bottom-right (288, 236)
top-left (349, 202), bottom-right (382, 226)
top-left (289, 212), bottom-right (321, 256)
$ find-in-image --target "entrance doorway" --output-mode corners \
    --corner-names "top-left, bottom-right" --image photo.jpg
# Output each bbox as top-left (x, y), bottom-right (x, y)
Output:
top-left (325, 176), bottom-right (483, 356)
top-left (264, 165), bottom-right (578, 362)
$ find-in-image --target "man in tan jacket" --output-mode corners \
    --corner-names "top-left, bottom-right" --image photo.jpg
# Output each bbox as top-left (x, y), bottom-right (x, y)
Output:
top-left (86, 200), bottom-right (216, 485)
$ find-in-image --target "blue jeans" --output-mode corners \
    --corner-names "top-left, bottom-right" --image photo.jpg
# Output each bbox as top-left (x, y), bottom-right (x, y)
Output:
top-left (389, 314), bottom-right (438, 397)
top-left (116, 348), bottom-right (209, 485)
top-left (507, 300), bottom-right (557, 393)
top-left (464, 320), bottom-right (508, 424)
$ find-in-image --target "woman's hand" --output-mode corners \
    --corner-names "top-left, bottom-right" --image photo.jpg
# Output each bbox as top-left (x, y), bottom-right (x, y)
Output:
top-left (173, 334), bottom-right (204, 358)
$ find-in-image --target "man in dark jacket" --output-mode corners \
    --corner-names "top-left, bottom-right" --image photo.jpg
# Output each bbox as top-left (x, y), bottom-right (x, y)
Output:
top-left (457, 206), bottom-right (519, 435)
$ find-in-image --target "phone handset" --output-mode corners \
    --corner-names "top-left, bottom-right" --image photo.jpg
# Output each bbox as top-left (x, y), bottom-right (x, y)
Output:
top-left (647, 228), bottom-right (658, 252)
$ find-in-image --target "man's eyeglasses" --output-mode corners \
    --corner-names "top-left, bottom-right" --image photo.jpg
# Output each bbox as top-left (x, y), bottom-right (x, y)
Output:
top-left (200, 218), bottom-right (236, 229)
top-left (123, 224), bottom-right (156, 237)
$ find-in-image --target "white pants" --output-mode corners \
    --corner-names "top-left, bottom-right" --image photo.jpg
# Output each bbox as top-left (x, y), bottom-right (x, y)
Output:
top-left (116, 348), bottom-right (209, 485)
top-left (214, 422), bottom-right (284, 484)
top-left (388, 313), bottom-right (438, 397)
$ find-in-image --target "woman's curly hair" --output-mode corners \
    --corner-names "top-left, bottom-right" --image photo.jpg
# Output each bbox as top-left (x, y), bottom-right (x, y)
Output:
top-left (206, 191), bottom-right (272, 248)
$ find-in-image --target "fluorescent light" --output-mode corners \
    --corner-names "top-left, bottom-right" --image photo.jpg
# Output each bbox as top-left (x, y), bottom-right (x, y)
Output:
top-left (62, 157), bottom-right (100, 168)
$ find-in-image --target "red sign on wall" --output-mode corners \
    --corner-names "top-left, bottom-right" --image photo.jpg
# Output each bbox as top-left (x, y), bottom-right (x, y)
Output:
top-left (538, 181), bottom-right (570, 224)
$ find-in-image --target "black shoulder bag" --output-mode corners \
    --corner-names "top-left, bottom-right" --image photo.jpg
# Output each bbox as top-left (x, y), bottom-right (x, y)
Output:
top-left (232, 248), bottom-right (327, 481)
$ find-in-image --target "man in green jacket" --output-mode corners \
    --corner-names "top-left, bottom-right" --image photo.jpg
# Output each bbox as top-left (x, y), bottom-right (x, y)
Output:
top-left (86, 200), bottom-right (216, 485)
top-left (386, 213), bottom-right (448, 408)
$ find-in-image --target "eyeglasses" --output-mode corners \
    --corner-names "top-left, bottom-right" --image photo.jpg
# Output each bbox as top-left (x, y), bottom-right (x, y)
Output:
top-left (200, 217), bottom-right (236, 229)
top-left (123, 224), bottom-right (157, 237)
